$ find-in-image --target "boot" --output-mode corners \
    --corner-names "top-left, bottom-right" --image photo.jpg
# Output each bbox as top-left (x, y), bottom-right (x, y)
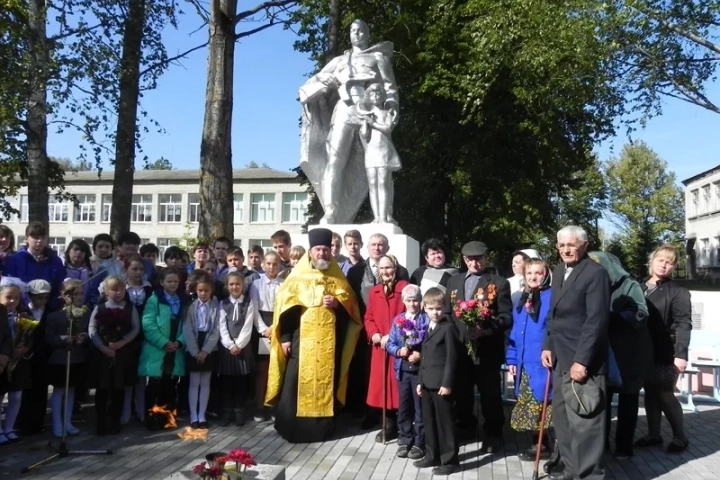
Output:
top-left (219, 410), bottom-right (234, 427)
top-left (543, 439), bottom-right (562, 474)
top-left (235, 409), bottom-right (246, 427)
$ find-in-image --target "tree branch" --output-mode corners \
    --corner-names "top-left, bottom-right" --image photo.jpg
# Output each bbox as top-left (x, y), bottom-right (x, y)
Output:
top-left (186, 0), bottom-right (210, 21)
top-left (235, 21), bottom-right (279, 40)
top-left (234, 0), bottom-right (297, 25)
top-left (50, 23), bottom-right (104, 41)
top-left (654, 17), bottom-right (720, 56)
top-left (139, 41), bottom-right (209, 76)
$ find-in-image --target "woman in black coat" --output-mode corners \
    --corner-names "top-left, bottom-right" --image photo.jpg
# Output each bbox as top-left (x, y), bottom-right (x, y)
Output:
top-left (636, 244), bottom-right (691, 454)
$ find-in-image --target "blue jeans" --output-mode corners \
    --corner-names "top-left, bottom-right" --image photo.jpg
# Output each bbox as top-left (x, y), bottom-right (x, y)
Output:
top-left (398, 371), bottom-right (424, 449)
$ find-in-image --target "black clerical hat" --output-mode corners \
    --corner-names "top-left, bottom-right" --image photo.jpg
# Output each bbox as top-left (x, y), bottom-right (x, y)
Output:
top-left (309, 228), bottom-right (333, 248)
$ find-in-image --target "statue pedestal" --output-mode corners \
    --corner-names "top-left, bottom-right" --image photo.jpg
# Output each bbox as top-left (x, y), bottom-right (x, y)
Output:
top-left (295, 224), bottom-right (420, 273)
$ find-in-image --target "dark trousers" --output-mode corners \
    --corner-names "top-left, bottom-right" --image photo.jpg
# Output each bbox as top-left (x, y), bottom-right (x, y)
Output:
top-left (145, 375), bottom-right (179, 413)
top-left (605, 388), bottom-right (639, 455)
top-left (95, 388), bottom-right (124, 431)
top-left (457, 361), bottom-right (505, 437)
top-left (222, 374), bottom-right (250, 411)
top-left (552, 369), bottom-right (606, 480)
top-left (398, 371), bottom-right (424, 449)
top-left (421, 386), bottom-right (458, 466)
top-left (208, 373), bottom-right (222, 413)
top-left (346, 336), bottom-right (370, 415)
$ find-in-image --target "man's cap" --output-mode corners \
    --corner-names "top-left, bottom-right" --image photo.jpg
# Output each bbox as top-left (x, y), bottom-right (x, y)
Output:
top-left (309, 228), bottom-right (333, 248)
top-left (28, 279), bottom-right (52, 295)
top-left (461, 241), bottom-right (488, 257)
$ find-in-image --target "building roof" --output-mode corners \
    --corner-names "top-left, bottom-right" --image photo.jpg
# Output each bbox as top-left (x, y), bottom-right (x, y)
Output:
top-left (682, 164), bottom-right (720, 186)
top-left (62, 167), bottom-right (297, 184)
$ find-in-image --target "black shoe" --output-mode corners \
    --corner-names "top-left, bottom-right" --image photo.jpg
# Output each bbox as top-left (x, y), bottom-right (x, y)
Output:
top-left (666, 439), bottom-right (689, 454)
top-left (432, 464), bottom-right (459, 476)
top-left (396, 445), bottom-right (409, 458)
top-left (480, 436), bottom-right (501, 454)
top-left (218, 413), bottom-right (233, 427)
top-left (190, 422), bottom-right (200, 429)
top-left (549, 471), bottom-right (575, 480)
top-left (413, 458), bottom-right (438, 468)
top-left (544, 440), bottom-right (561, 474)
top-left (235, 410), bottom-right (246, 427)
top-left (407, 446), bottom-right (425, 460)
top-left (198, 421), bottom-right (209, 429)
top-left (375, 428), bottom-right (398, 443)
top-left (634, 435), bottom-right (663, 448)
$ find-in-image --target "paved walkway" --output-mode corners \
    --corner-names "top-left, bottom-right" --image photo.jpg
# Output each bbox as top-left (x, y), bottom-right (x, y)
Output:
top-left (1, 400), bottom-right (719, 479)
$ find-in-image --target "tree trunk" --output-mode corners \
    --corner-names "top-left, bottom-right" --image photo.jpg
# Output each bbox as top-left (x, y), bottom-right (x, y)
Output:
top-left (327, 0), bottom-right (340, 59)
top-left (26, 0), bottom-right (49, 228)
top-left (110, 0), bottom-right (146, 240)
top-left (198, 0), bottom-right (236, 240)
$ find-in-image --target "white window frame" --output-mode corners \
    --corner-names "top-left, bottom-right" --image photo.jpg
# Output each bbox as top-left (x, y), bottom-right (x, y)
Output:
top-left (702, 185), bottom-right (711, 214)
top-left (48, 199), bottom-right (69, 223)
top-left (158, 194), bottom-right (182, 223)
top-left (233, 194), bottom-right (244, 224)
top-left (131, 194), bottom-right (153, 223)
top-left (700, 238), bottom-right (710, 266)
top-left (73, 194), bottom-right (96, 223)
top-left (282, 192), bottom-right (309, 224)
top-left (691, 189), bottom-right (699, 217)
top-left (101, 194), bottom-right (112, 223)
top-left (19, 195), bottom-right (28, 222)
top-left (249, 239), bottom-right (273, 254)
top-left (188, 193), bottom-right (200, 223)
top-left (48, 236), bottom-right (67, 253)
top-left (157, 238), bottom-right (179, 258)
top-left (715, 236), bottom-right (720, 266)
top-left (714, 182), bottom-right (720, 212)
top-left (250, 193), bottom-right (275, 224)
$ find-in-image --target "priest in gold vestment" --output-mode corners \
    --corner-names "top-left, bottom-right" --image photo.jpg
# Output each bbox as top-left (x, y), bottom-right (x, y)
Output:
top-left (265, 228), bottom-right (363, 443)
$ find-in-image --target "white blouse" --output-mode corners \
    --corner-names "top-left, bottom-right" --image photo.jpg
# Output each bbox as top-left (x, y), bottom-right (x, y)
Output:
top-left (218, 295), bottom-right (258, 350)
top-left (249, 274), bottom-right (283, 333)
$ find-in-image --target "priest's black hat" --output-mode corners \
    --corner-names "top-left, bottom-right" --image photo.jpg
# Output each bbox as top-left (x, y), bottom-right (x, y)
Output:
top-left (309, 228), bottom-right (333, 248)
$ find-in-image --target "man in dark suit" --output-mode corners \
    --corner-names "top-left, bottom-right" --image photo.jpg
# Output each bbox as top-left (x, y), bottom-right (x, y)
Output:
top-left (541, 226), bottom-right (610, 480)
top-left (444, 241), bottom-right (512, 453)
top-left (346, 233), bottom-right (409, 425)
top-left (414, 288), bottom-right (461, 475)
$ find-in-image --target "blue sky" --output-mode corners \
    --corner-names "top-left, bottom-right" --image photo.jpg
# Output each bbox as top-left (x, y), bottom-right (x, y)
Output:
top-left (49, 17), bottom-right (720, 185)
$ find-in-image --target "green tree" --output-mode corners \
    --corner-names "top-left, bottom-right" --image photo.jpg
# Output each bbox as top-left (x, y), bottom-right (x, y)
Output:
top-left (605, 142), bottom-right (685, 277)
top-left (144, 156), bottom-right (175, 170)
top-left (50, 156), bottom-right (94, 172)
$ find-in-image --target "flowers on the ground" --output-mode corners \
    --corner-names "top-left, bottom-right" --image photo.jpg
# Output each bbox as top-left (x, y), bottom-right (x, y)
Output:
top-left (191, 449), bottom-right (255, 479)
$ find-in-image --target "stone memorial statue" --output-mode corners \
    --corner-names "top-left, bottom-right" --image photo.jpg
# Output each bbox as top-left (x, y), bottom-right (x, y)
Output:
top-left (299, 19), bottom-right (401, 225)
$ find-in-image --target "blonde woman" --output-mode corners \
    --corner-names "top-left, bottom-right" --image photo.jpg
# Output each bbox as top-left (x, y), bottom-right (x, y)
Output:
top-left (636, 245), bottom-right (690, 454)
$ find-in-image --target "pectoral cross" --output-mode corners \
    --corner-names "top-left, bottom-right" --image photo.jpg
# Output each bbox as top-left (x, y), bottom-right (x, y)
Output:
top-left (314, 277), bottom-right (335, 305)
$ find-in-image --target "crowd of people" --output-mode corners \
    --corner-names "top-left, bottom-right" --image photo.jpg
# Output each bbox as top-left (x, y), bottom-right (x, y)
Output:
top-left (0, 221), bottom-right (692, 479)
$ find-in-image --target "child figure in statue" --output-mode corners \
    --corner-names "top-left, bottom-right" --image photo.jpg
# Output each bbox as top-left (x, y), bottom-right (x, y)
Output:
top-left (358, 83), bottom-right (401, 224)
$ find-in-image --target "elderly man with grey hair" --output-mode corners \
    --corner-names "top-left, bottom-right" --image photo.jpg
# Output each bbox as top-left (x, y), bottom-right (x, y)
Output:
top-left (346, 232), bottom-right (409, 428)
top-left (541, 226), bottom-right (610, 480)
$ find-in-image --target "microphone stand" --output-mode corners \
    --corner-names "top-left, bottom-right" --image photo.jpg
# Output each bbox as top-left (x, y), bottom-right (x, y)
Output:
top-left (21, 290), bottom-right (112, 474)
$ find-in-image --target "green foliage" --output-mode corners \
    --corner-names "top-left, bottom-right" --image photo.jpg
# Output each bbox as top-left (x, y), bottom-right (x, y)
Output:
top-left (605, 141), bottom-right (685, 276)
top-left (50, 156), bottom-right (94, 172)
top-left (144, 156), bottom-right (175, 170)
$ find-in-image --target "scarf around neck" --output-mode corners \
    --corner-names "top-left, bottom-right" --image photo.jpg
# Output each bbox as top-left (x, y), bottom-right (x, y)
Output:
top-left (517, 269), bottom-right (551, 322)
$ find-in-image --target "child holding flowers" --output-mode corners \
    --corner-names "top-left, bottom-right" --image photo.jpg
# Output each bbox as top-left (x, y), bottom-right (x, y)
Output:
top-left (0, 277), bottom-right (37, 444)
top-left (45, 279), bottom-right (90, 437)
top-left (386, 284), bottom-right (427, 460)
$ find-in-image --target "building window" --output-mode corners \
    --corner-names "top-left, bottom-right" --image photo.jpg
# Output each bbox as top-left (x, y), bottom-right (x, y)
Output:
top-left (249, 239), bottom-right (273, 254)
top-left (101, 194), bottom-right (112, 223)
top-left (48, 236), bottom-right (67, 253)
top-left (188, 193), bottom-right (200, 223)
top-left (714, 182), bottom-right (720, 212)
top-left (72, 237), bottom-right (94, 245)
top-left (715, 236), bottom-right (720, 266)
top-left (131, 194), bottom-right (153, 223)
top-left (19, 195), bottom-right (28, 222)
top-left (157, 238), bottom-right (178, 258)
top-left (250, 193), bottom-right (275, 223)
top-left (691, 189), bottom-right (699, 217)
top-left (158, 194), bottom-right (182, 223)
top-left (17, 236), bottom-right (24, 247)
top-left (73, 194), bottom-right (96, 223)
top-left (282, 192), bottom-right (309, 224)
top-left (702, 185), bottom-right (711, 214)
top-left (48, 199), bottom-right (69, 223)
top-left (700, 238), bottom-right (710, 266)
top-left (233, 194), bottom-right (243, 224)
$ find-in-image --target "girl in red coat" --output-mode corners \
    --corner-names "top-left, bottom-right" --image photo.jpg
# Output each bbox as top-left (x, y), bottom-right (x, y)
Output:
top-left (365, 254), bottom-right (407, 443)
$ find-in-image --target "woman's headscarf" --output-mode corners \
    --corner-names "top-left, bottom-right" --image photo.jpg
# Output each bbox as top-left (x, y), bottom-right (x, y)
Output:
top-left (516, 260), bottom-right (551, 322)
top-left (379, 254), bottom-right (398, 296)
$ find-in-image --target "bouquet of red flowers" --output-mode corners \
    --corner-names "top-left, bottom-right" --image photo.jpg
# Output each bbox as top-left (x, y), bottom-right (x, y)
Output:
top-left (451, 284), bottom-right (498, 357)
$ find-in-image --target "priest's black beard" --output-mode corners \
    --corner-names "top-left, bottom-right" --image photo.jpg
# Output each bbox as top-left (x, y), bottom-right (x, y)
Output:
top-left (312, 259), bottom-right (329, 270)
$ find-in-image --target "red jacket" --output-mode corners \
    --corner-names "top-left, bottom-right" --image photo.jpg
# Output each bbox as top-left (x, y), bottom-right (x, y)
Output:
top-left (364, 280), bottom-right (407, 409)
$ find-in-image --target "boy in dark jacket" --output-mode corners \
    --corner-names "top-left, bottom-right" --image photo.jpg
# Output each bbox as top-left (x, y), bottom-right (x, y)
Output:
top-left (414, 288), bottom-right (461, 476)
top-left (4, 222), bottom-right (65, 310)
